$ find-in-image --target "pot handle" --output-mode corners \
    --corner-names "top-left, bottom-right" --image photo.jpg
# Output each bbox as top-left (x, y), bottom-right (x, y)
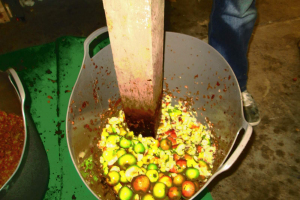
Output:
top-left (83, 27), bottom-right (109, 60)
top-left (218, 122), bottom-right (253, 172)
top-left (7, 68), bottom-right (26, 105)
top-left (192, 122), bottom-right (252, 198)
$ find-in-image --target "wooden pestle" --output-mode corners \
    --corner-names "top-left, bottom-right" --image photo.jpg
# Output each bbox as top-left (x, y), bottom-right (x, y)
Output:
top-left (102, 0), bottom-right (164, 138)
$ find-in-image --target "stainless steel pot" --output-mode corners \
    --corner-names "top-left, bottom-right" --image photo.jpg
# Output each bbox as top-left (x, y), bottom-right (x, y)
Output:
top-left (66, 27), bottom-right (252, 199)
top-left (0, 68), bottom-right (27, 194)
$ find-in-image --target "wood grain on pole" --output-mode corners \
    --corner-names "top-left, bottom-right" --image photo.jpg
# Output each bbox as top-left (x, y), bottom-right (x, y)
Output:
top-left (102, 0), bottom-right (164, 137)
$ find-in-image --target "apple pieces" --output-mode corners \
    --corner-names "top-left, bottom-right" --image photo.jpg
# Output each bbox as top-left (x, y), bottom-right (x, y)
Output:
top-left (125, 165), bottom-right (144, 182)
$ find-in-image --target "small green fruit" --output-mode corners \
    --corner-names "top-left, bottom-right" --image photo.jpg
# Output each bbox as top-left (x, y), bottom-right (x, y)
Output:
top-left (118, 154), bottom-right (137, 170)
top-left (120, 137), bottom-right (132, 148)
top-left (147, 163), bottom-right (158, 170)
top-left (153, 182), bottom-right (167, 199)
top-left (119, 186), bottom-right (133, 200)
top-left (185, 168), bottom-right (200, 180)
top-left (134, 143), bottom-right (146, 154)
top-left (106, 171), bottom-right (120, 186)
top-left (146, 169), bottom-right (159, 183)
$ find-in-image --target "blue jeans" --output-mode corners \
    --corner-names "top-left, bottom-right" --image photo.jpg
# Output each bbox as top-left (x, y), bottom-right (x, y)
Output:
top-left (208, 0), bottom-right (257, 92)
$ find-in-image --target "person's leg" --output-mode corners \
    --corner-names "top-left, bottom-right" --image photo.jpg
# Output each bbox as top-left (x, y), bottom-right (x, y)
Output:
top-left (208, 0), bottom-right (260, 126)
top-left (208, 0), bottom-right (257, 92)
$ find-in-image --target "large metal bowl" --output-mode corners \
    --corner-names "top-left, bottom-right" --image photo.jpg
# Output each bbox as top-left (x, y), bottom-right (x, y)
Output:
top-left (66, 27), bottom-right (252, 199)
top-left (0, 68), bottom-right (27, 195)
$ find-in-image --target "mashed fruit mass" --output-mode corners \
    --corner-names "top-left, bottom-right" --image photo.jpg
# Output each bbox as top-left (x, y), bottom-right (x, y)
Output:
top-left (0, 110), bottom-right (24, 188)
top-left (79, 95), bottom-right (217, 200)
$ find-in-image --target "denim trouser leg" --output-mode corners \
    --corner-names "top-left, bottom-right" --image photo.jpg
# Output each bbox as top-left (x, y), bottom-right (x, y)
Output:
top-left (208, 0), bottom-right (257, 92)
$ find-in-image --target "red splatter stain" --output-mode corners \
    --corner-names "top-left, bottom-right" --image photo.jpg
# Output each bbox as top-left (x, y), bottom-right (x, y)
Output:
top-left (82, 101), bottom-right (88, 108)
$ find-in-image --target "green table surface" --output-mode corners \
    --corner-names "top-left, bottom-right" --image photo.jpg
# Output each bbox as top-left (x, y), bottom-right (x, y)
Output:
top-left (0, 36), bottom-right (213, 200)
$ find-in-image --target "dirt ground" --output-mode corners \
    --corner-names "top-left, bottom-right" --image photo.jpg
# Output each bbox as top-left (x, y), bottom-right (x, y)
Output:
top-left (0, 0), bottom-right (299, 199)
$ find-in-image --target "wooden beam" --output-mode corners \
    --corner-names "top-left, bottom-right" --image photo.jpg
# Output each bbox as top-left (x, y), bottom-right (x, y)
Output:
top-left (103, 0), bottom-right (164, 137)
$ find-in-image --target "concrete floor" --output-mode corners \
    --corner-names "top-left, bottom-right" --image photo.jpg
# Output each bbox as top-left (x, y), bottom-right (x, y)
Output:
top-left (1, 0), bottom-right (300, 199)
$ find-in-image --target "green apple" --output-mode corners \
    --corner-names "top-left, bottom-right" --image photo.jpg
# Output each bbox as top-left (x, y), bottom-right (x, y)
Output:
top-left (146, 169), bottom-right (159, 183)
top-left (153, 182), bottom-right (167, 199)
top-left (118, 154), bottom-right (137, 170)
top-left (107, 135), bottom-right (120, 144)
top-left (134, 143), bottom-right (145, 154)
top-left (120, 137), bottom-right (132, 149)
top-left (106, 171), bottom-right (120, 186)
top-left (119, 186), bottom-right (133, 200)
top-left (185, 168), bottom-right (200, 181)
top-left (147, 163), bottom-right (158, 170)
